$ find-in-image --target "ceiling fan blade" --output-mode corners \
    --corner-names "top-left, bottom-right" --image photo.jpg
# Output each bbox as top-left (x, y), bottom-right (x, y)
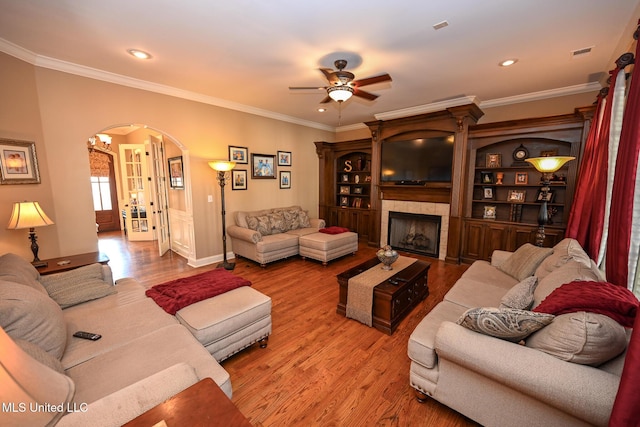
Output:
top-left (289, 86), bottom-right (327, 90)
top-left (319, 68), bottom-right (339, 84)
top-left (320, 95), bottom-right (332, 104)
top-left (353, 73), bottom-right (392, 88)
top-left (353, 88), bottom-right (379, 101)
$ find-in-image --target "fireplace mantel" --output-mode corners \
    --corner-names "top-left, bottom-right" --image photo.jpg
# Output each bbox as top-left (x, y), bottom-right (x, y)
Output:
top-left (379, 183), bottom-right (451, 204)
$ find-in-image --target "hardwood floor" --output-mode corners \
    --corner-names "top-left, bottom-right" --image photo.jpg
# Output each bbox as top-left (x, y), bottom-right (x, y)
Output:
top-left (98, 231), bottom-right (480, 427)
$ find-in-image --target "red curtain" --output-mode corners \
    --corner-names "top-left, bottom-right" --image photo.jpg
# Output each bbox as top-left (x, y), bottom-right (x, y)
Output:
top-left (609, 312), bottom-right (640, 426)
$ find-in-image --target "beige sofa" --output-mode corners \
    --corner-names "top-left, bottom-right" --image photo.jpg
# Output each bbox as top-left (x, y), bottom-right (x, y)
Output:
top-left (227, 205), bottom-right (325, 267)
top-left (408, 239), bottom-right (634, 427)
top-left (0, 253), bottom-right (254, 426)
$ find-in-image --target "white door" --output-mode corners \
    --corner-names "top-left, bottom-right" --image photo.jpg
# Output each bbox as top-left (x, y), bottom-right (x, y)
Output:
top-left (119, 144), bottom-right (154, 241)
top-left (149, 135), bottom-right (170, 256)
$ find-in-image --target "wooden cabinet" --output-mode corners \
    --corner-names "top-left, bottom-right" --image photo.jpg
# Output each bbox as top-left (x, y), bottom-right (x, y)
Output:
top-left (461, 109), bottom-right (594, 262)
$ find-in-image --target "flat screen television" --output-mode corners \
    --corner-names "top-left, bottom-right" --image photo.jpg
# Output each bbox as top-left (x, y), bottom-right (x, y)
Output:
top-left (380, 135), bottom-right (454, 184)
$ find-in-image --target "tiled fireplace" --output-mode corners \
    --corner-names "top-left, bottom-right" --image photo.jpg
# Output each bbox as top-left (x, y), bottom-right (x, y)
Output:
top-left (381, 200), bottom-right (450, 260)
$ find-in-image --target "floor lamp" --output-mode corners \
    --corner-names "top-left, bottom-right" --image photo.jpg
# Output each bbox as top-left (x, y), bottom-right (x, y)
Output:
top-left (525, 156), bottom-right (575, 247)
top-left (7, 201), bottom-right (55, 267)
top-left (208, 160), bottom-right (236, 270)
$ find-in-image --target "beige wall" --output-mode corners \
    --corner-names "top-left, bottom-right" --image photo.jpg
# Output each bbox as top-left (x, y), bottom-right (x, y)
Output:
top-left (0, 52), bottom-right (333, 262)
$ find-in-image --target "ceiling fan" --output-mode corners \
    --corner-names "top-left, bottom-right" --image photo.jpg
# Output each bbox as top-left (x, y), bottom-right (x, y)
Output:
top-left (289, 59), bottom-right (392, 103)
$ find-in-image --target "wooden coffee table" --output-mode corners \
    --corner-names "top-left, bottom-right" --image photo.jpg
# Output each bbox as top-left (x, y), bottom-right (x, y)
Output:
top-left (336, 257), bottom-right (430, 334)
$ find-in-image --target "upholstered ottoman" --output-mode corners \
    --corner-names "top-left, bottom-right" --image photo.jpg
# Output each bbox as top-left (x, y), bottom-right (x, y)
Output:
top-left (299, 231), bottom-right (358, 265)
top-left (175, 286), bottom-right (272, 362)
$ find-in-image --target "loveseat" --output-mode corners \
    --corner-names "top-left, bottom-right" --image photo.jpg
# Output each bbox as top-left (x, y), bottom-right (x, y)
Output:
top-left (408, 239), bottom-right (637, 427)
top-left (0, 253), bottom-right (240, 426)
top-left (227, 205), bottom-right (326, 266)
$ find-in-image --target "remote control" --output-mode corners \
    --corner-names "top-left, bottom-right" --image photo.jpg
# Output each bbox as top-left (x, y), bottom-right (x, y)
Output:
top-left (73, 331), bottom-right (102, 341)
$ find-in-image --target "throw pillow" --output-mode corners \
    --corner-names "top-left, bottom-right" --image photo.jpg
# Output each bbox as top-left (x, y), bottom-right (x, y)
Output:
top-left (497, 243), bottom-right (553, 281)
top-left (39, 263), bottom-right (116, 309)
top-left (16, 339), bottom-right (65, 373)
top-left (245, 214), bottom-right (271, 236)
top-left (499, 276), bottom-right (538, 310)
top-left (534, 238), bottom-right (591, 279)
top-left (298, 210), bottom-right (311, 228)
top-left (0, 280), bottom-right (67, 359)
top-left (319, 226), bottom-right (350, 235)
top-left (268, 212), bottom-right (287, 234)
top-left (526, 312), bottom-right (628, 366)
top-left (0, 253), bottom-right (48, 294)
top-left (457, 307), bottom-right (555, 342)
top-left (532, 260), bottom-right (602, 308)
top-left (533, 280), bottom-right (639, 327)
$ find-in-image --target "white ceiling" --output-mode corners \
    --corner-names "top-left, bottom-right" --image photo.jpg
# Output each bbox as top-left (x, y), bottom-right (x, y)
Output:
top-left (1, 1), bottom-right (639, 131)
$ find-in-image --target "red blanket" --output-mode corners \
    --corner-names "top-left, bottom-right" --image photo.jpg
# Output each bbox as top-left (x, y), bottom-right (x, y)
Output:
top-left (533, 281), bottom-right (639, 327)
top-left (319, 226), bottom-right (350, 234)
top-left (146, 268), bottom-right (251, 315)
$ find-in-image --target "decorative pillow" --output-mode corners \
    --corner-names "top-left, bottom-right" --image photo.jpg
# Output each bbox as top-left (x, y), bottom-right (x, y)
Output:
top-left (457, 307), bottom-right (555, 342)
top-left (319, 226), bottom-right (350, 235)
top-left (268, 212), bottom-right (287, 234)
top-left (534, 238), bottom-right (591, 279)
top-left (0, 280), bottom-right (67, 359)
top-left (38, 263), bottom-right (116, 309)
top-left (499, 276), bottom-right (538, 310)
top-left (533, 281), bottom-right (639, 327)
top-left (532, 260), bottom-right (602, 308)
top-left (298, 210), bottom-right (311, 228)
top-left (245, 214), bottom-right (271, 236)
top-left (16, 338), bottom-right (65, 373)
top-left (526, 312), bottom-right (628, 366)
top-left (0, 253), bottom-right (47, 294)
top-left (281, 208), bottom-right (300, 230)
top-left (497, 243), bottom-right (553, 281)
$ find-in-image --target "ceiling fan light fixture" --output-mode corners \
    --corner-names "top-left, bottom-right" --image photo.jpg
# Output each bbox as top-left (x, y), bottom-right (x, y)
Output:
top-left (327, 85), bottom-right (354, 102)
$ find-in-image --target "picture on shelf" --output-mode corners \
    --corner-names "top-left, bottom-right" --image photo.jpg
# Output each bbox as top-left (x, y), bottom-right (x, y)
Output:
top-left (507, 189), bottom-right (526, 203)
top-left (483, 186), bottom-right (493, 199)
top-left (515, 172), bottom-right (528, 185)
top-left (537, 189), bottom-right (555, 202)
top-left (483, 205), bottom-right (497, 220)
top-left (353, 186), bottom-right (363, 194)
top-left (342, 174), bottom-right (349, 183)
top-left (486, 153), bottom-right (502, 168)
top-left (340, 196), bottom-right (349, 207)
top-left (480, 171), bottom-right (494, 184)
top-left (339, 186), bottom-right (350, 194)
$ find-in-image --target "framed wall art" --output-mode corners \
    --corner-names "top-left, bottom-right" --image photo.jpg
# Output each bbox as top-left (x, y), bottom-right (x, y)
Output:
top-left (232, 169), bottom-right (247, 190)
top-left (515, 172), bottom-right (528, 185)
top-left (0, 139), bottom-right (41, 184)
top-left (507, 189), bottom-right (526, 203)
top-left (486, 153), bottom-right (501, 168)
top-left (229, 146), bottom-right (248, 164)
top-left (251, 153), bottom-right (276, 179)
top-left (483, 205), bottom-right (497, 220)
top-left (167, 156), bottom-right (184, 189)
top-left (277, 151), bottom-right (291, 166)
top-left (483, 186), bottom-right (494, 199)
top-left (279, 171), bottom-right (291, 189)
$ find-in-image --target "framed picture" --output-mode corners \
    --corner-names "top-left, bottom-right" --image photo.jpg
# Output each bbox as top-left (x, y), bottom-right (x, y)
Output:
top-left (486, 153), bottom-right (502, 168)
top-left (279, 171), bottom-right (291, 189)
top-left (277, 151), bottom-right (292, 166)
top-left (536, 189), bottom-right (555, 202)
top-left (231, 169), bottom-right (247, 190)
top-left (515, 172), bottom-right (528, 185)
top-left (507, 189), bottom-right (526, 203)
top-left (341, 174), bottom-right (349, 182)
top-left (0, 139), bottom-right (41, 184)
top-left (251, 153), bottom-right (276, 179)
top-left (483, 205), bottom-right (497, 220)
top-left (480, 171), bottom-right (494, 184)
top-left (340, 196), bottom-right (349, 207)
top-left (229, 146), bottom-right (248, 164)
top-left (483, 186), bottom-right (494, 199)
top-left (339, 186), bottom-right (350, 194)
top-left (353, 186), bottom-right (363, 194)
top-left (167, 156), bottom-right (184, 189)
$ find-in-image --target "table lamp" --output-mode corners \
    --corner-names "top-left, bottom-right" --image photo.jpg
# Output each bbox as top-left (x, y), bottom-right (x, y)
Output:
top-left (525, 156), bottom-right (575, 247)
top-left (7, 201), bottom-right (54, 267)
top-left (208, 160), bottom-right (236, 270)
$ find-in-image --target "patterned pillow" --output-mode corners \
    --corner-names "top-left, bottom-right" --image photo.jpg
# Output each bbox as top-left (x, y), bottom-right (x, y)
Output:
top-left (281, 208), bottom-right (301, 230)
top-left (39, 263), bottom-right (116, 308)
top-left (298, 210), bottom-right (311, 228)
top-left (499, 276), bottom-right (538, 310)
top-left (498, 243), bottom-right (553, 281)
top-left (245, 215), bottom-right (271, 236)
top-left (268, 212), bottom-right (287, 234)
top-left (457, 307), bottom-right (555, 342)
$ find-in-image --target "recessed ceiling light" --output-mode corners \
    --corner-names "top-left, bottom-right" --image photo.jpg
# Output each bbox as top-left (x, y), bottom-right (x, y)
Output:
top-left (127, 49), bottom-right (152, 60)
top-left (318, 108), bottom-right (326, 112)
top-left (499, 59), bottom-right (518, 67)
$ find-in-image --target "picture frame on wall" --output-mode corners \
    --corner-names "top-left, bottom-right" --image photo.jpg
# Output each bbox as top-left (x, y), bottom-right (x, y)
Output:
top-left (251, 153), bottom-right (276, 179)
top-left (167, 156), bottom-right (184, 189)
top-left (279, 171), bottom-right (291, 189)
top-left (229, 146), bottom-right (248, 164)
top-left (0, 138), bottom-right (41, 184)
top-left (231, 169), bottom-right (247, 190)
top-left (277, 151), bottom-right (292, 166)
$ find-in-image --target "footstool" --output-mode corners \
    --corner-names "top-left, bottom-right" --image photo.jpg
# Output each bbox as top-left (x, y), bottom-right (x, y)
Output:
top-left (175, 286), bottom-right (272, 362)
top-left (299, 231), bottom-right (358, 265)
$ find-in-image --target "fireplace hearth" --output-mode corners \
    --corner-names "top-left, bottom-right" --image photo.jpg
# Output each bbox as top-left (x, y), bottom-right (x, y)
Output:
top-left (387, 211), bottom-right (441, 258)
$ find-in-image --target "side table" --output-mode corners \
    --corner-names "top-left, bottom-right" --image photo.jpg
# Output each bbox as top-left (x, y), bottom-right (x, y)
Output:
top-left (36, 251), bottom-right (109, 275)
top-left (122, 378), bottom-right (252, 427)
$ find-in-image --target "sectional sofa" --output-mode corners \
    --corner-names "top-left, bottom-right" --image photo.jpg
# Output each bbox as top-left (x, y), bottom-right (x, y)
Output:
top-left (408, 239), bottom-right (637, 426)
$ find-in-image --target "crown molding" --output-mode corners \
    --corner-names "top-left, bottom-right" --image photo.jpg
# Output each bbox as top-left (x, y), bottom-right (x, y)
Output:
top-left (478, 82), bottom-right (602, 108)
top-left (373, 96), bottom-right (479, 121)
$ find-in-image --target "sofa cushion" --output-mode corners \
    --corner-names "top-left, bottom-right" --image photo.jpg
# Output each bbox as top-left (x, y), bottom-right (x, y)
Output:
top-left (268, 211), bottom-right (287, 234)
top-left (246, 214), bottom-right (271, 236)
top-left (0, 252), bottom-right (47, 294)
top-left (526, 312), bottom-right (628, 366)
top-left (16, 338), bottom-right (65, 373)
top-left (0, 280), bottom-right (67, 359)
top-left (499, 276), bottom-right (538, 310)
top-left (532, 260), bottom-right (605, 308)
top-left (39, 263), bottom-right (117, 309)
top-left (497, 243), bottom-right (553, 281)
top-left (534, 238), bottom-right (591, 279)
top-left (457, 307), bottom-right (555, 342)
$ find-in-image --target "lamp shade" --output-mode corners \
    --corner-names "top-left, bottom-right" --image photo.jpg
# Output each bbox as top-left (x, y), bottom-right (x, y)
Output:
top-left (0, 327), bottom-right (75, 426)
top-left (327, 85), bottom-right (354, 102)
top-left (525, 156), bottom-right (575, 173)
top-left (208, 160), bottom-right (236, 172)
top-left (7, 202), bottom-right (54, 230)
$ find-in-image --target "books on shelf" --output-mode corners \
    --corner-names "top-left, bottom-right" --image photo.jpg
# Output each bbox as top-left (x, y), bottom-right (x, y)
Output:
top-left (509, 204), bottom-right (523, 222)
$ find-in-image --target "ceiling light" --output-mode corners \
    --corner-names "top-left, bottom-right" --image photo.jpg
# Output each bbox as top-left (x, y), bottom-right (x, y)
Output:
top-left (318, 108), bottom-right (326, 112)
top-left (127, 49), bottom-right (152, 60)
top-left (327, 85), bottom-right (354, 102)
top-left (499, 59), bottom-right (518, 67)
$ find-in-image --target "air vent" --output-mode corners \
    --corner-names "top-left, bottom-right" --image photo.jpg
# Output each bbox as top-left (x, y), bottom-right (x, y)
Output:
top-left (571, 46), bottom-right (593, 58)
top-left (433, 20), bottom-right (449, 30)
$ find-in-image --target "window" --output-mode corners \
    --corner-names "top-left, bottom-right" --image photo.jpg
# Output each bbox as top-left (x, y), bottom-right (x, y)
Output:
top-left (91, 176), bottom-right (112, 210)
